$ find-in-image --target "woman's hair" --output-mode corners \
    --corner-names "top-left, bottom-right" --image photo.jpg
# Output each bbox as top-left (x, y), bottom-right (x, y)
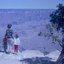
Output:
top-left (7, 24), bottom-right (12, 28)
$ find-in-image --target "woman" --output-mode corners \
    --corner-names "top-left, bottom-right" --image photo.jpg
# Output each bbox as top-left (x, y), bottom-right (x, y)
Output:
top-left (5, 24), bottom-right (13, 53)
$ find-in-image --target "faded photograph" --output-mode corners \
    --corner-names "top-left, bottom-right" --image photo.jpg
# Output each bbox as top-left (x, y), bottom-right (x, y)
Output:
top-left (0, 0), bottom-right (64, 64)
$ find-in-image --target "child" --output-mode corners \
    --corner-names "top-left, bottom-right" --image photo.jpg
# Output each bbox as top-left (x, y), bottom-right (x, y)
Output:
top-left (3, 35), bottom-right (8, 53)
top-left (14, 34), bottom-right (20, 54)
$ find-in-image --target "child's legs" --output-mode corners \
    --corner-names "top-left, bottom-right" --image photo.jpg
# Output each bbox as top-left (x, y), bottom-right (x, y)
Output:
top-left (14, 45), bottom-right (18, 53)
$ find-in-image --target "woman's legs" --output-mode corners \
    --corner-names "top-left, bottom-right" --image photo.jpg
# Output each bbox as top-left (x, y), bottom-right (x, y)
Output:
top-left (7, 38), bottom-right (12, 53)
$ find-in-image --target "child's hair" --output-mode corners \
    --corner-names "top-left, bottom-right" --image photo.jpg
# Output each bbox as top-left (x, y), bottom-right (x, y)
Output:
top-left (15, 34), bottom-right (19, 38)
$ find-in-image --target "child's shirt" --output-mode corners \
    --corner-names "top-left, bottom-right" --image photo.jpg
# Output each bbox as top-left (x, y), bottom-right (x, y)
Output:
top-left (14, 38), bottom-right (20, 45)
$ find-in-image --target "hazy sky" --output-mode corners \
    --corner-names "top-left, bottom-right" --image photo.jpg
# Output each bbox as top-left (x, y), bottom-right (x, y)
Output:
top-left (0, 0), bottom-right (64, 9)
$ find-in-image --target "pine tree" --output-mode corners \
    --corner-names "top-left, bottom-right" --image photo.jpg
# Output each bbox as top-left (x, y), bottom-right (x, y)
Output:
top-left (50, 4), bottom-right (64, 64)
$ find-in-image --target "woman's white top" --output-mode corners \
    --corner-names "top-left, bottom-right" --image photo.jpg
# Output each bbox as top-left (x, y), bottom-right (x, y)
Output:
top-left (14, 38), bottom-right (20, 45)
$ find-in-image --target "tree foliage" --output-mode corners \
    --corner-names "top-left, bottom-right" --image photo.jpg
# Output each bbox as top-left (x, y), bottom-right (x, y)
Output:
top-left (45, 4), bottom-right (64, 46)
top-left (50, 4), bottom-right (64, 32)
